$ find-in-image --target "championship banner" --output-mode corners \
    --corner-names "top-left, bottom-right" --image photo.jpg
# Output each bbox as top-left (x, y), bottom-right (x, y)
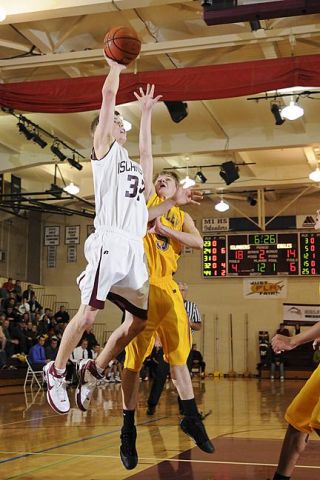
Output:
top-left (283, 303), bottom-right (320, 325)
top-left (243, 278), bottom-right (287, 299)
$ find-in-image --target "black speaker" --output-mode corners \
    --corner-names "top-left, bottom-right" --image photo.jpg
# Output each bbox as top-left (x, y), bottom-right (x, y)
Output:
top-left (219, 161), bottom-right (239, 185)
top-left (164, 101), bottom-right (188, 123)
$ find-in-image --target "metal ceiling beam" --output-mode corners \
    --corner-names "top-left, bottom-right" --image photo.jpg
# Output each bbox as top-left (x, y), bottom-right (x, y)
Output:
top-left (1, 23), bottom-right (320, 70)
top-left (2, 0), bottom-right (194, 24)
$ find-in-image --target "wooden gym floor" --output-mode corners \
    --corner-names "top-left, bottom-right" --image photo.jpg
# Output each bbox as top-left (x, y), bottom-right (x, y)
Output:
top-left (0, 378), bottom-right (319, 479)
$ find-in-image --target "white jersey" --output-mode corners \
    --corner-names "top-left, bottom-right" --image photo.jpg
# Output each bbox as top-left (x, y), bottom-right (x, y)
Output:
top-left (91, 141), bottom-right (148, 237)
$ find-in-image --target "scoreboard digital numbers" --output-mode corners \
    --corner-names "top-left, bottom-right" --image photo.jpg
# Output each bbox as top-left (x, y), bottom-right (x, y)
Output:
top-left (202, 232), bottom-right (318, 277)
top-left (300, 232), bottom-right (320, 276)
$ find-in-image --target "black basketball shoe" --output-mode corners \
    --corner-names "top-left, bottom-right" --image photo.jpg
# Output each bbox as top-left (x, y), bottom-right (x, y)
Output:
top-left (120, 426), bottom-right (138, 470)
top-left (180, 415), bottom-right (215, 453)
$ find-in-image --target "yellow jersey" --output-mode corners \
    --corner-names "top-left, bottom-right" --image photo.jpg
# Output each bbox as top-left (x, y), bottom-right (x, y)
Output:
top-left (144, 193), bottom-right (185, 278)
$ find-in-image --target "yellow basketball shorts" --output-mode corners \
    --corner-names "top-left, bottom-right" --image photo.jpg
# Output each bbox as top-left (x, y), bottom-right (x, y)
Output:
top-left (124, 276), bottom-right (192, 371)
top-left (285, 364), bottom-right (320, 433)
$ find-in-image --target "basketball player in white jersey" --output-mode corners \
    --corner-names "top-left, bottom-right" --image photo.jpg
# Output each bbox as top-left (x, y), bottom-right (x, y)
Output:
top-left (44, 57), bottom-right (161, 417)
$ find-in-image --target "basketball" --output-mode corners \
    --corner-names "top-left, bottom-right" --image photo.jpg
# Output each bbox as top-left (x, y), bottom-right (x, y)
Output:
top-left (104, 26), bottom-right (141, 65)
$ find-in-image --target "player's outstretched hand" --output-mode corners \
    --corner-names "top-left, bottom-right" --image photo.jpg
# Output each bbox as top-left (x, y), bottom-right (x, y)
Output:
top-left (134, 84), bottom-right (162, 111)
top-left (148, 217), bottom-right (169, 236)
top-left (171, 186), bottom-right (203, 206)
top-left (313, 337), bottom-right (320, 349)
top-left (271, 334), bottom-right (294, 353)
top-left (103, 52), bottom-right (126, 72)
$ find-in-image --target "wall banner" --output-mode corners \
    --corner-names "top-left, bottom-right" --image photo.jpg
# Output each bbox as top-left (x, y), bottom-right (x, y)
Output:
top-left (243, 278), bottom-right (287, 299)
top-left (67, 245), bottom-right (77, 263)
top-left (65, 225), bottom-right (80, 244)
top-left (47, 245), bottom-right (57, 268)
top-left (202, 217), bottom-right (229, 232)
top-left (283, 303), bottom-right (320, 325)
top-left (44, 226), bottom-right (60, 246)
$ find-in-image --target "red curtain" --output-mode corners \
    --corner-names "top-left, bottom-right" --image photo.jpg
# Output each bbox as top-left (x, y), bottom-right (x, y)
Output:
top-left (0, 54), bottom-right (319, 113)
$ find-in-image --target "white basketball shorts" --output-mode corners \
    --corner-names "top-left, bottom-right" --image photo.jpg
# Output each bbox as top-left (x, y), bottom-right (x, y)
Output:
top-left (77, 228), bottom-right (149, 319)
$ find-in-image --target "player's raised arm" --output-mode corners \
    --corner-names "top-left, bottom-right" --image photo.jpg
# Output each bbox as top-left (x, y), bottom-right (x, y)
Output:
top-left (134, 84), bottom-right (162, 200)
top-left (93, 57), bottom-right (126, 160)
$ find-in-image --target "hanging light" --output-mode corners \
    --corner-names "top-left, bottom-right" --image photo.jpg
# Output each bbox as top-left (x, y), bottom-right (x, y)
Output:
top-left (309, 167), bottom-right (320, 182)
top-left (214, 198), bottom-right (229, 212)
top-left (180, 175), bottom-right (195, 189)
top-left (0, 7), bottom-right (6, 22)
top-left (63, 182), bottom-right (80, 195)
top-left (281, 98), bottom-right (304, 121)
top-left (123, 119), bottom-right (132, 132)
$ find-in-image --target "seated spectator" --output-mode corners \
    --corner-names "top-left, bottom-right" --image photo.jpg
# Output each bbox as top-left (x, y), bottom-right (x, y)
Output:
top-left (3, 293), bottom-right (17, 313)
top-left (37, 314), bottom-right (51, 336)
top-left (0, 287), bottom-right (9, 312)
top-left (82, 326), bottom-right (98, 352)
top-left (54, 305), bottom-right (70, 324)
top-left (92, 344), bottom-right (101, 360)
top-left (11, 319), bottom-right (27, 354)
top-left (13, 280), bottom-right (22, 302)
top-left (28, 335), bottom-right (47, 369)
top-left (188, 343), bottom-right (206, 378)
top-left (0, 323), bottom-right (7, 368)
top-left (276, 323), bottom-right (290, 337)
top-left (2, 318), bottom-right (19, 357)
top-left (22, 284), bottom-right (34, 302)
top-left (28, 293), bottom-right (42, 316)
top-left (18, 298), bottom-right (31, 316)
top-left (2, 277), bottom-right (15, 293)
top-left (24, 321), bottom-right (37, 351)
top-left (70, 339), bottom-right (89, 364)
top-left (45, 336), bottom-right (59, 361)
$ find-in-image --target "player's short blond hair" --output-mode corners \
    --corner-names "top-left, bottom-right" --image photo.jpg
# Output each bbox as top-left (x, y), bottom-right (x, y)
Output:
top-left (154, 170), bottom-right (180, 186)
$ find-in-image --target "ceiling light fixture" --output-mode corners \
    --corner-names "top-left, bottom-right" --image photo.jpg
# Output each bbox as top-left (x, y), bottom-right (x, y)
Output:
top-left (270, 103), bottom-right (285, 126)
top-left (309, 167), bottom-right (320, 182)
top-left (195, 170), bottom-right (207, 184)
top-left (180, 175), bottom-right (195, 189)
top-left (214, 198), bottom-right (229, 213)
top-left (278, 98), bottom-right (304, 121)
top-left (123, 119), bottom-right (132, 132)
top-left (51, 143), bottom-right (67, 161)
top-left (63, 182), bottom-right (80, 195)
top-left (67, 156), bottom-right (83, 171)
top-left (31, 130), bottom-right (47, 149)
top-left (164, 101), bottom-right (189, 123)
top-left (17, 121), bottom-right (34, 141)
top-left (249, 20), bottom-right (262, 31)
top-left (0, 7), bottom-right (6, 22)
top-left (219, 161), bottom-right (239, 185)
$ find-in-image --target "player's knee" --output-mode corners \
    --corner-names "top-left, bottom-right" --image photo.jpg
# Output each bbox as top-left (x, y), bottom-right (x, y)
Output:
top-left (130, 318), bottom-right (146, 336)
top-left (78, 309), bottom-right (97, 330)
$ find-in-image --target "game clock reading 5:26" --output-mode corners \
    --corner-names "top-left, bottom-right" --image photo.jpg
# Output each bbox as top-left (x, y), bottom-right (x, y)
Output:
top-left (201, 233), bottom-right (317, 277)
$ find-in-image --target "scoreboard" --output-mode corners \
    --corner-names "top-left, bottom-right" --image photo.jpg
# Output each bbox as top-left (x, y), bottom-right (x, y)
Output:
top-left (203, 232), bottom-right (319, 277)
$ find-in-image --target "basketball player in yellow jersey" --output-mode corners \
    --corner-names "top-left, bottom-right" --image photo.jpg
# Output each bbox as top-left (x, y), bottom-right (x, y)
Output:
top-left (119, 168), bottom-right (214, 470)
top-left (270, 324), bottom-right (320, 480)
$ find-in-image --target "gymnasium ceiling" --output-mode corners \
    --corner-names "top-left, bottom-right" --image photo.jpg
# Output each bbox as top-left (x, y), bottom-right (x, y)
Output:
top-left (0, 0), bottom-right (320, 218)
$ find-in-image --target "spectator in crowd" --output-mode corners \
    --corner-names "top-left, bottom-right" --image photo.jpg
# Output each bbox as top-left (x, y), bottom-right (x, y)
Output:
top-left (11, 319), bottom-right (27, 354)
top-left (28, 335), bottom-right (47, 369)
top-left (28, 293), bottom-right (42, 316)
top-left (70, 339), bottom-right (89, 364)
top-left (3, 293), bottom-right (17, 313)
top-left (188, 344), bottom-right (206, 378)
top-left (294, 323), bottom-right (301, 335)
top-left (18, 298), bottom-right (31, 316)
top-left (22, 312), bottom-right (30, 324)
top-left (0, 286), bottom-right (8, 311)
top-left (13, 280), bottom-right (22, 302)
top-left (22, 284), bottom-right (34, 301)
top-left (24, 321), bottom-right (37, 351)
top-left (54, 305), bottom-right (70, 324)
top-left (2, 277), bottom-right (15, 293)
top-left (37, 314), bottom-right (51, 336)
top-left (0, 323), bottom-right (6, 367)
top-left (82, 326), bottom-right (98, 352)
top-left (276, 323), bottom-right (290, 337)
top-left (268, 345), bottom-right (285, 381)
top-left (2, 318), bottom-right (19, 357)
top-left (45, 337), bottom-right (59, 361)
top-left (92, 344), bottom-right (101, 360)
top-left (107, 359), bottom-right (122, 383)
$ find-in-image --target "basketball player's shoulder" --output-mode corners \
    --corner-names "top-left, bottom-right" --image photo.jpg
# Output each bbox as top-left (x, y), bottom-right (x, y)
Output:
top-left (147, 192), bottom-right (160, 208)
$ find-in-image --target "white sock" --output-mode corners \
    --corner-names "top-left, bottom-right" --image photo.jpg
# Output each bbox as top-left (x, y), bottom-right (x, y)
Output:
top-left (55, 366), bottom-right (66, 375)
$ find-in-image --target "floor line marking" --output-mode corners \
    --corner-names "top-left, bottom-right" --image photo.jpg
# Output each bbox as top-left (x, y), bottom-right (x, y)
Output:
top-left (0, 451), bottom-right (319, 469)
